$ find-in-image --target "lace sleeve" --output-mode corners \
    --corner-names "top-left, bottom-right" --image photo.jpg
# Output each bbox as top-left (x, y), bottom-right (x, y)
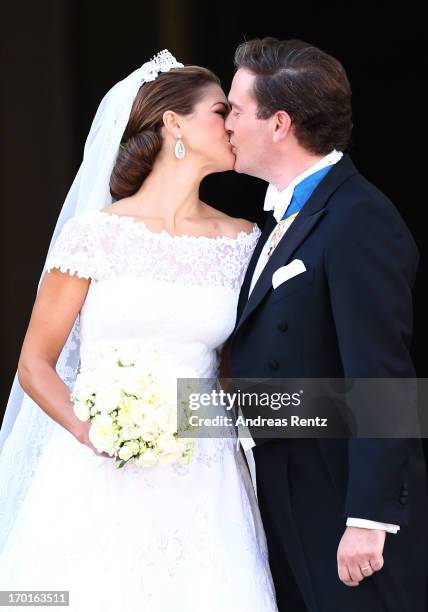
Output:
top-left (236, 224), bottom-right (261, 289)
top-left (45, 213), bottom-right (98, 280)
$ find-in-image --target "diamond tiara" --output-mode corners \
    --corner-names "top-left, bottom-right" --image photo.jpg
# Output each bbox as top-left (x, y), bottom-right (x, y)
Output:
top-left (140, 49), bottom-right (184, 83)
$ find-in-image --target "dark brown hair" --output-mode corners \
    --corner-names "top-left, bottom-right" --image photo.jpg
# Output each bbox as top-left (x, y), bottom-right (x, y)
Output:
top-left (234, 37), bottom-right (353, 154)
top-left (110, 66), bottom-right (221, 200)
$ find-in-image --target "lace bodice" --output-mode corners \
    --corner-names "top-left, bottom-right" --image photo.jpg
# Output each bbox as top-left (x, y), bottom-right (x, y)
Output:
top-left (46, 210), bottom-right (260, 290)
top-left (45, 210), bottom-right (261, 377)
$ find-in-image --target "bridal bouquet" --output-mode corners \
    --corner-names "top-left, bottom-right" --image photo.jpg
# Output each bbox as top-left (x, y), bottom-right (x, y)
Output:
top-left (70, 343), bottom-right (196, 468)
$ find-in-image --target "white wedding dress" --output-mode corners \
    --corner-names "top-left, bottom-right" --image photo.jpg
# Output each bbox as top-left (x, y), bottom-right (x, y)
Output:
top-left (0, 210), bottom-right (278, 611)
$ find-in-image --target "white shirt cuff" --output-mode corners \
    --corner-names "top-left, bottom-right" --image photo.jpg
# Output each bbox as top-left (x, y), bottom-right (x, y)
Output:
top-left (239, 436), bottom-right (256, 452)
top-left (235, 406), bottom-right (257, 451)
top-left (346, 517), bottom-right (400, 533)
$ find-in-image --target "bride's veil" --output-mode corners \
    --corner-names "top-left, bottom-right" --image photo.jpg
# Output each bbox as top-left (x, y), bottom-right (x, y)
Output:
top-left (0, 51), bottom-right (183, 554)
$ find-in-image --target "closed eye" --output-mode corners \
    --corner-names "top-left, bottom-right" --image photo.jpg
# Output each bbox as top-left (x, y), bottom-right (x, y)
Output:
top-left (213, 102), bottom-right (230, 118)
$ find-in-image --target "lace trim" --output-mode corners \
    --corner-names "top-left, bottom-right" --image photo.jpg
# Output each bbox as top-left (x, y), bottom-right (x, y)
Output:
top-left (97, 210), bottom-right (260, 243)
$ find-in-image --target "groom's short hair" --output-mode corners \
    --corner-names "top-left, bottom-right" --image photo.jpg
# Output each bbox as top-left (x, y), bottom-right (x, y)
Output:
top-left (234, 37), bottom-right (353, 154)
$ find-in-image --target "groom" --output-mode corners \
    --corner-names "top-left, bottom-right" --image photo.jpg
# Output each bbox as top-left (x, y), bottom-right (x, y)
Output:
top-left (226, 38), bottom-right (428, 611)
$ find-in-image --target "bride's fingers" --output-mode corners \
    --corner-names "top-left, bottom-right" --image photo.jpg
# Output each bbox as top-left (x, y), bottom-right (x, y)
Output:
top-left (81, 437), bottom-right (110, 457)
top-left (91, 446), bottom-right (110, 458)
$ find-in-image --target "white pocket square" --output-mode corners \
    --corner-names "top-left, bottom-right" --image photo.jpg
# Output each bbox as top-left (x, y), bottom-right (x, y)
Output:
top-left (272, 259), bottom-right (307, 289)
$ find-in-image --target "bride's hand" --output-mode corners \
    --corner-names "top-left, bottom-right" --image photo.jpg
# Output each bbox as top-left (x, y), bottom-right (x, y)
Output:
top-left (72, 420), bottom-right (111, 458)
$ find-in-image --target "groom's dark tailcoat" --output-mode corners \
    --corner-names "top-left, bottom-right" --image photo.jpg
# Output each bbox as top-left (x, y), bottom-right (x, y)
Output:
top-left (229, 155), bottom-right (428, 612)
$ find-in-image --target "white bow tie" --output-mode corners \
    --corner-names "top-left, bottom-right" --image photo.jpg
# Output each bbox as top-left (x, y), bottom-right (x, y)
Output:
top-left (263, 183), bottom-right (295, 223)
top-left (263, 150), bottom-right (344, 223)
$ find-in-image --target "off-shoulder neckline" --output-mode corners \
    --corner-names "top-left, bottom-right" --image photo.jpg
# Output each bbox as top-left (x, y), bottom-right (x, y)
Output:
top-left (93, 210), bottom-right (260, 244)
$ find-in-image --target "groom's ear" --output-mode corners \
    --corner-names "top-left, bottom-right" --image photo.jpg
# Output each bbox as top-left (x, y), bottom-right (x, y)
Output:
top-left (272, 111), bottom-right (292, 143)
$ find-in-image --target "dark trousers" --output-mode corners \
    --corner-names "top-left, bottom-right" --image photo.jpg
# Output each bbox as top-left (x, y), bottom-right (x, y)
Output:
top-left (254, 439), bottom-right (428, 612)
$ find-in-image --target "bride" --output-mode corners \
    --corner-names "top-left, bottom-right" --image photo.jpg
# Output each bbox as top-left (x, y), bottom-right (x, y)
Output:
top-left (0, 51), bottom-right (278, 610)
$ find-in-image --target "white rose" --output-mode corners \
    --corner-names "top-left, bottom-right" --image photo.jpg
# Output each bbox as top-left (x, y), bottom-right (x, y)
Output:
top-left (137, 383), bottom-right (160, 405)
top-left (89, 425), bottom-right (117, 454)
top-left (155, 404), bottom-right (177, 433)
top-left (128, 400), bottom-right (147, 426)
top-left (88, 414), bottom-right (117, 453)
top-left (92, 413), bottom-right (114, 427)
top-left (118, 443), bottom-right (137, 462)
top-left (71, 378), bottom-right (94, 405)
top-left (137, 450), bottom-right (158, 467)
top-left (160, 380), bottom-right (178, 407)
top-left (117, 346), bottom-right (140, 367)
top-left (129, 440), bottom-right (140, 455)
top-left (164, 421), bottom-right (178, 435)
top-left (116, 405), bottom-right (134, 428)
top-left (139, 426), bottom-right (156, 442)
top-left (116, 367), bottom-right (141, 392)
top-left (156, 432), bottom-right (178, 453)
top-left (131, 405), bottom-right (157, 433)
top-left (73, 401), bottom-right (90, 422)
top-left (117, 424), bottom-right (133, 442)
top-left (128, 426), bottom-right (141, 439)
top-left (94, 387), bottom-right (122, 414)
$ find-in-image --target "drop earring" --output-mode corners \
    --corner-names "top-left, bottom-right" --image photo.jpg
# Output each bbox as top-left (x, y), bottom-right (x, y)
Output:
top-left (174, 134), bottom-right (186, 159)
